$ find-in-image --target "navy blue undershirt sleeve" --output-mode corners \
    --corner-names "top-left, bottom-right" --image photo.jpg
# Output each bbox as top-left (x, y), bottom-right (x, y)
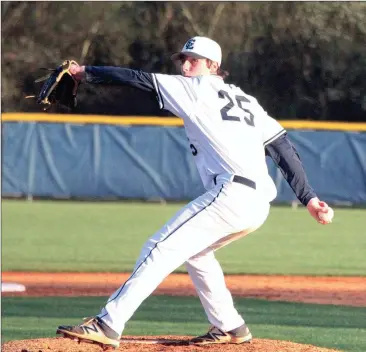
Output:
top-left (265, 133), bottom-right (317, 206)
top-left (85, 66), bottom-right (155, 93)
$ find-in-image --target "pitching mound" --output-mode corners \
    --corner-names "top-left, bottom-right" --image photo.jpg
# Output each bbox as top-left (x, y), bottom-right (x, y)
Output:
top-left (2, 336), bottom-right (341, 352)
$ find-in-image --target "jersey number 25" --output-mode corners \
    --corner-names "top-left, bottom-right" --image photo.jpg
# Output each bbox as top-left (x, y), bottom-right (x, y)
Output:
top-left (218, 90), bottom-right (255, 127)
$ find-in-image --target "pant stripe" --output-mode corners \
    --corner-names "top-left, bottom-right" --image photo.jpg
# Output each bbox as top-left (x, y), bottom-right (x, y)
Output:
top-left (101, 184), bottom-right (225, 313)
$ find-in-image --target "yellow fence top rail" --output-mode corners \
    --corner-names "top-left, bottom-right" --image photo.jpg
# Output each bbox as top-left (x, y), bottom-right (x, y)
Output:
top-left (2, 113), bottom-right (366, 131)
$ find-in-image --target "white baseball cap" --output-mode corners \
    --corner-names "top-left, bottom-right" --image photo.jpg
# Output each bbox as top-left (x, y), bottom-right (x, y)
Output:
top-left (171, 36), bottom-right (222, 66)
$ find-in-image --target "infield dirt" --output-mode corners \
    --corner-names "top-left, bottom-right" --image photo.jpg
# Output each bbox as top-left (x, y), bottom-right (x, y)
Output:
top-left (3, 272), bottom-right (365, 352)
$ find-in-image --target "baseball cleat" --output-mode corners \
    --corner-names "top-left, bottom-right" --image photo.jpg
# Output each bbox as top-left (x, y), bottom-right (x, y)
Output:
top-left (56, 316), bottom-right (120, 349)
top-left (190, 324), bottom-right (252, 345)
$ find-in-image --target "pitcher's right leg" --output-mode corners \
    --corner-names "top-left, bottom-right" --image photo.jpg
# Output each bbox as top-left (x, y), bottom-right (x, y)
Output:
top-left (186, 250), bottom-right (245, 332)
top-left (185, 225), bottom-right (268, 345)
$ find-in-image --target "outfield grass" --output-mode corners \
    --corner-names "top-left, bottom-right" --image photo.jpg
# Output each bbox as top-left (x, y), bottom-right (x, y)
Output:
top-left (2, 296), bottom-right (366, 352)
top-left (2, 200), bottom-right (366, 275)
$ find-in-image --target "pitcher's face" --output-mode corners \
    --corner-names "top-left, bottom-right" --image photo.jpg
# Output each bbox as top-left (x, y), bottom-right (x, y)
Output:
top-left (179, 55), bottom-right (211, 77)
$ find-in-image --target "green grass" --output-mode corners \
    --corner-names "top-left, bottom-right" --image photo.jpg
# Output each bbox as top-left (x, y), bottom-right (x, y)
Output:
top-left (2, 296), bottom-right (366, 351)
top-left (2, 200), bottom-right (366, 275)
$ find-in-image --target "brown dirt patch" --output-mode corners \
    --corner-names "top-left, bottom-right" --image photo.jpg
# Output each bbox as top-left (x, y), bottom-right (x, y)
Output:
top-left (2, 336), bottom-right (342, 352)
top-left (2, 272), bottom-right (366, 307)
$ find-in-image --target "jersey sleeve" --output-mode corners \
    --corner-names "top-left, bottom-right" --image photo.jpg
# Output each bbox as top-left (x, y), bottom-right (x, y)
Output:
top-left (151, 74), bottom-right (197, 119)
top-left (85, 66), bottom-right (155, 92)
top-left (260, 108), bottom-right (286, 146)
top-left (265, 133), bottom-right (317, 205)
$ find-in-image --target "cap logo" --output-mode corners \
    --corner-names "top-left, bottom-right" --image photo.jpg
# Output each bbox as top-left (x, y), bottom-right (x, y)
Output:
top-left (185, 39), bottom-right (195, 50)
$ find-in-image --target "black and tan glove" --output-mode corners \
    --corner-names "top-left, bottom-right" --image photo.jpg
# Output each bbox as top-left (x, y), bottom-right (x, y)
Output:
top-left (30, 60), bottom-right (80, 110)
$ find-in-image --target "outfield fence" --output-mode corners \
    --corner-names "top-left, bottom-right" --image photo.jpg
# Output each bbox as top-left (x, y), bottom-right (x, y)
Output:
top-left (2, 113), bottom-right (366, 204)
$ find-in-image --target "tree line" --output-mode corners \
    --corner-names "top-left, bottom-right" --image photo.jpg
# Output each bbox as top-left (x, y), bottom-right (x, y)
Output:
top-left (2, 1), bottom-right (366, 121)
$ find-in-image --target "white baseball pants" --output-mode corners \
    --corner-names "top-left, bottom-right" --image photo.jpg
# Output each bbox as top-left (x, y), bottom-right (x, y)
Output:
top-left (98, 175), bottom-right (270, 335)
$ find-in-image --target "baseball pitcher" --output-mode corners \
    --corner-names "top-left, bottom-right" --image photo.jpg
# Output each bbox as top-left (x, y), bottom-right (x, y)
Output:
top-left (36, 36), bottom-right (333, 349)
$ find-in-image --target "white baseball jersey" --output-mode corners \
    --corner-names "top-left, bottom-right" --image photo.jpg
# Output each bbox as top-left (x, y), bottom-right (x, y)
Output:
top-left (151, 74), bottom-right (286, 201)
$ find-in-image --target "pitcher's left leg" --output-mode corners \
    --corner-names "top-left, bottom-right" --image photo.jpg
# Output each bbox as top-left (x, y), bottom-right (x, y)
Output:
top-left (95, 184), bottom-right (232, 335)
top-left (57, 187), bottom-right (228, 347)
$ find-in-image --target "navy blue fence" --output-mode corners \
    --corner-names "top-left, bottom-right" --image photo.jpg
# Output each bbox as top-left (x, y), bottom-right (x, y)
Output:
top-left (3, 122), bottom-right (366, 204)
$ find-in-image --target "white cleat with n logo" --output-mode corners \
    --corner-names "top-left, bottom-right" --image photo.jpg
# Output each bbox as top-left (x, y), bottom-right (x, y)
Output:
top-left (190, 324), bottom-right (252, 345)
top-left (56, 316), bottom-right (120, 350)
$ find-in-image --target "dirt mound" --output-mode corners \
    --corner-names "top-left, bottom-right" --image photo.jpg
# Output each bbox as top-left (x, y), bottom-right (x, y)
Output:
top-left (2, 336), bottom-right (342, 352)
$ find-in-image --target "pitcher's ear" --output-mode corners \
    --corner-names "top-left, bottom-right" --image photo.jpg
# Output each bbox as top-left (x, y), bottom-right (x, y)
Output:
top-left (207, 60), bottom-right (219, 74)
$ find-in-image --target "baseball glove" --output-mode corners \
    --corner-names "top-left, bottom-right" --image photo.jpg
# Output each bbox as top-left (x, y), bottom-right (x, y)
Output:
top-left (29, 60), bottom-right (80, 110)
